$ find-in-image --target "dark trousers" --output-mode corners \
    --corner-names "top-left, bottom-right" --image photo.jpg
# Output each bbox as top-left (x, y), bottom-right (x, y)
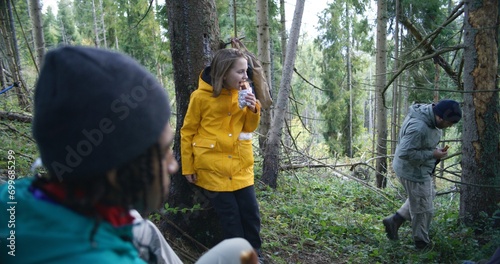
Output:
top-left (207, 185), bottom-right (262, 249)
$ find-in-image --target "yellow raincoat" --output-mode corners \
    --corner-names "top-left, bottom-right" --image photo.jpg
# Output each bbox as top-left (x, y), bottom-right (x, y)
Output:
top-left (180, 70), bottom-right (261, 192)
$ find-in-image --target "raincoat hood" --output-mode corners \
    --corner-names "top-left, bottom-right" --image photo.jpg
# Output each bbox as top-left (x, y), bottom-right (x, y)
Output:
top-left (406, 103), bottom-right (437, 128)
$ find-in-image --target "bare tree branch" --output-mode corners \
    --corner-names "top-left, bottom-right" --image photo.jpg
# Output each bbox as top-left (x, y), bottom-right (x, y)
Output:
top-left (0, 111), bottom-right (32, 123)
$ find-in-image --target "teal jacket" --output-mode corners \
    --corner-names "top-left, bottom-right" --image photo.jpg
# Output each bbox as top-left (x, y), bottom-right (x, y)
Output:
top-left (0, 177), bottom-right (145, 264)
top-left (392, 103), bottom-right (442, 182)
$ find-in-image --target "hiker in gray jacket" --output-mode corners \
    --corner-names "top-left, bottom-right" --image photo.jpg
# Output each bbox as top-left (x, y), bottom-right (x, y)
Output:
top-left (383, 99), bottom-right (462, 249)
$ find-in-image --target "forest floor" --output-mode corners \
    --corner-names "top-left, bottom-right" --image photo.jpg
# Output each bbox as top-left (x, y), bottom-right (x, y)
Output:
top-left (1, 119), bottom-right (499, 264)
top-left (160, 169), bottom-right (499, 264)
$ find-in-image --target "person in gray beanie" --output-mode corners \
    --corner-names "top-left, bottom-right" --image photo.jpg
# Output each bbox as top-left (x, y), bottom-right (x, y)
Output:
top-left (0, 46), bottom-right (257, 264)
top-left (382, 99), bottom-right (462, 250)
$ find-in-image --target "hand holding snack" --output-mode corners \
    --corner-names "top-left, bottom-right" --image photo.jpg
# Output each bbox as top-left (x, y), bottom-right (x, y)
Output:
top-left (238, 82), bottom-right (249, 109)
top-left (238, 81), bottom-right (256, 111)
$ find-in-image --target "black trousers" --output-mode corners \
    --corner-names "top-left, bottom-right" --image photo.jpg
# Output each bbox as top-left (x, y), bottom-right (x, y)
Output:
top-left (207, 185), bottom-right (262, 249)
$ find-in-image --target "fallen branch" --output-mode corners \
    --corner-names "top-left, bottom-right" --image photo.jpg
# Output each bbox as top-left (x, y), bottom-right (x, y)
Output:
top-left (277, 144), bottom-right (396, 205)
top-left (0, 111), bottom-right (32, 123)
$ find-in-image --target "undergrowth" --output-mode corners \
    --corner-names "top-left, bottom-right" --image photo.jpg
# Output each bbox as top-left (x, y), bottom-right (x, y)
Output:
top-left (0, 120), bottom-right (38, 177)
top-left (257, 169), bottom-right (499, 264)
top-left (2, 120), bottom-right (499, 264)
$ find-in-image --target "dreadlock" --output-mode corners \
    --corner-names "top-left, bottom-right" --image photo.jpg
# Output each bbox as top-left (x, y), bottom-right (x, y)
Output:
top-left (116, 142), bottom-right (164, 215)
top-left (31, 142), bottom-right (164, 225)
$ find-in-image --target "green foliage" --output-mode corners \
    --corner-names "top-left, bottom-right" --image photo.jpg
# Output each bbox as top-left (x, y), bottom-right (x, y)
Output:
top-left (315, 0), bottom-right (372, 157)
top-left (163, 202), bottom-right (202, 215)
top-left (386, 0), bottom-right (464, 104)
top-left (58, 0), bottom-right (81, 44)
top-left (113, 0), bottom-right (160, 70)
top-left (43, 7), bottom-right (59, 49)
top-left (40, 0), bottom-right (167, 77)
top-left (257, 169), bottom-right (500, 263)
top-left (216, 0), bottom-right (234, 40)
top-left (72, 0), bottom-right (97, 45)
top-left (216, 0), bottom-right (281, 55)
top-left (0, 122), bottom-right (38, 178)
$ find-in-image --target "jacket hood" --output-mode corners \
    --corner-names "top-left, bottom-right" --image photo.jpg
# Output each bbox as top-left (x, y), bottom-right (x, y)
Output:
top-left (201, 66), bottom-right (212, 86)
top-left (407, 103), bottom-right (437, 128)
top-left (199, 67), bottom-right (216, 93)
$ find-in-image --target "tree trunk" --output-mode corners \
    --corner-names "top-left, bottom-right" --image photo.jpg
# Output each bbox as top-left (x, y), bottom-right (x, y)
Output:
top-left (279, 0), bottom-right (292, 151)
top-left (99, 0), bottom-right (107, 48)
top-left (375, 0), bottom-right (388, 188)
top-left (1, 0), bottom-right (31, 111)
top-left (165, 0), bottom-right (224, 248)
top-left (460, 0), bottom-right (499, 228)
top-left (0, 60), bottom-right (4, 88)
top-left (91, 0), bottom-right (100, 47)
top-left (390, 0), bottom-right (400, 155)
top-left (279, 0), bottom-right (287, 86)
top-left (346, 3), bottom-right (353, 157)
top-left (29, 0), bottom-right (44, 70)
top-left (256, 0), bottom-right (272, 154)
top-left (261, 0), bottom-right (305, 188)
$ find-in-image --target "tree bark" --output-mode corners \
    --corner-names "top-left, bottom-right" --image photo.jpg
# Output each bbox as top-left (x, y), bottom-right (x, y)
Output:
top-left (1, 0), bottom-right (31, 111)
top-left (165, 0), bottom-right (223, 248)
top-left (91, 0), bottom-right (100, 47)
top-left (460, 0), bottom-right (499, 228)
top-left (261, 0), bottom-right (305, 188)
top-left (256, 0), bottom-right (272, 155)
top-left (29, 0), bottom-right (44, 70)
top-left (391, 0), bottom-right (400, 155)
top-left (0, 60), bottom-right (4, 88)
top-left (99, 0), bottom-right (107, 48)
top-left (346, 3), bottom-right (353, 157)
top-left (279, 0), bottom-right (292, 152)
top-left (375, 0), bottom-right (388, 188)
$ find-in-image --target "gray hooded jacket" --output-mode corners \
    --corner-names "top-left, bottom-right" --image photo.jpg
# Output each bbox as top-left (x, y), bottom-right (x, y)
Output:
top-left (392, 103), bottom-right (442, 182)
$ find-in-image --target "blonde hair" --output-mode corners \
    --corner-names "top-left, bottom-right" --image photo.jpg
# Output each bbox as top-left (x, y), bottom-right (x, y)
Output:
top-left (210, 48), bottom-right (247, 97)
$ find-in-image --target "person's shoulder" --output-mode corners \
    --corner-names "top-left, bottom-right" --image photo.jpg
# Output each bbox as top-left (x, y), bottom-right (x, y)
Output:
top-left (192, 84), bottom-right (213, 98)
top-left (0, 176), bottom-right (33, 200)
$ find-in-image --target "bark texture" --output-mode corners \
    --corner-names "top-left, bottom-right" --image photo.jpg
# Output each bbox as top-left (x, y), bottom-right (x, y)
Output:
top-left (460, 0), bottom-right (499, 227)
top-left (165, 0), bottom-right (224, 248)
top-left (261, 0), bottom-right (305, 188)
top-left (375, 0), bottom-right (388, 188)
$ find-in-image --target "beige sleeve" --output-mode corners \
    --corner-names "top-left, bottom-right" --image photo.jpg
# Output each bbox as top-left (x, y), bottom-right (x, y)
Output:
top-left (131, 210), bottom-right (183, 264)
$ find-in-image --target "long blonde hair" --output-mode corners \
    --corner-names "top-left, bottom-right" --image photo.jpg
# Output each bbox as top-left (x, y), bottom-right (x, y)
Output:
top-left (210, 48), bottom-right (247, 97)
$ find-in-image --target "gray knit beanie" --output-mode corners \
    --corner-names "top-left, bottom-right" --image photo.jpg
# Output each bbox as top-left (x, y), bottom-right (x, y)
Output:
top-left (33, 46), bottom-right (170, 180)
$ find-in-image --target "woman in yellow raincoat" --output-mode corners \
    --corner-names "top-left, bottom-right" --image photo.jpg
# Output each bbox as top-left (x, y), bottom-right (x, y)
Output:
top-left (180, 48), bottom-right (263, 258)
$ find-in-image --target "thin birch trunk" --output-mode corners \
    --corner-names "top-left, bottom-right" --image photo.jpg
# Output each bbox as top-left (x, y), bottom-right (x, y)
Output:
top-left (261, 0), bottom-right (305, 188)
top-left (256, 0), bottom-right (272, 153)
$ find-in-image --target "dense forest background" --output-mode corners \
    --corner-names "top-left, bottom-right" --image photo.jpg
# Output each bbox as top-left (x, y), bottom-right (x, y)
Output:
top-left (0, 0), bottom-right (499, 263)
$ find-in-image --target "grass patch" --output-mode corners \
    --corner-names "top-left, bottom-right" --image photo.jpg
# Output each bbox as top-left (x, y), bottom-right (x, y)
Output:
top-left (257, 168), bottom-right (499, 264)
top-left (0, 121), bottom-right (39, 178)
